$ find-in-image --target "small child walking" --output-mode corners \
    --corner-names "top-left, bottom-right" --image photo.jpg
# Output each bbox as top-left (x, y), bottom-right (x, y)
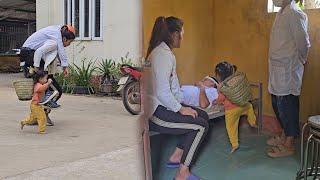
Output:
top-left (20, 71), bottom-right (52, 134)
top-left (214, 62), bottom-right (257, 153)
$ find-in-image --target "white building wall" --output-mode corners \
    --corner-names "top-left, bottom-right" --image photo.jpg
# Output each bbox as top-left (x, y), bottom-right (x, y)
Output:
top-left (36, 0), bottom-right (143, 65)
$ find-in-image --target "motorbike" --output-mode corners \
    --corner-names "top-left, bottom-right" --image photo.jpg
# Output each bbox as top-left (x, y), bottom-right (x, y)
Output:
top-left (117, 64), bottom-right (141, 115)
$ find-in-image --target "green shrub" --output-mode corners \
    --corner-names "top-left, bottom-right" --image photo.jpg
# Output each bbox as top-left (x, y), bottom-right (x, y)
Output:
top-left (97, 58), bottom-right (115, 82)
top-left (70, 58), bottom-right (97, 87)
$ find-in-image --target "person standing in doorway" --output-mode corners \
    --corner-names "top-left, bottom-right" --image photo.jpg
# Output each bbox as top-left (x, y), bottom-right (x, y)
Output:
top-left (267, 0), bottom-right (310, 158)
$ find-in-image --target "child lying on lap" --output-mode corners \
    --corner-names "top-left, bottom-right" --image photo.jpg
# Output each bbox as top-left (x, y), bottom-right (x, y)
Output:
top-left (181, 76), bottom-right (218, 109)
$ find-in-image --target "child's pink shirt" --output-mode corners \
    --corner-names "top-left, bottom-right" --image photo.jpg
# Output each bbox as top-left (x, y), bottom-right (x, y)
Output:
top-left (31, 83), bottom-right (49, 105)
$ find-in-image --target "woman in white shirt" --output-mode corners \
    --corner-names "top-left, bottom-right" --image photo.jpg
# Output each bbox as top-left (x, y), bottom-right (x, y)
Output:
top-left (20, 25), bottom-right (75, 108)
top-left (146, 16), bottom-right (209, 180)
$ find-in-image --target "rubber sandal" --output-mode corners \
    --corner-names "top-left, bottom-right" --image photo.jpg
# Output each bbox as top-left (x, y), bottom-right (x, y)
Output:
top-left (173, 174), bottom-right (201, 180)
top-left (187, 174), bottom-right (201, 180)
top-left (267, 144), bottom-right (294, 158)
top-left (266, 136), bottom-right (283, 146)
top-left (47, 118), bottom-right (54, 126)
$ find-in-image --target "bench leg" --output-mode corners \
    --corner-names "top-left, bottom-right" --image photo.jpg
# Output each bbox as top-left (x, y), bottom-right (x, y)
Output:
top-left (258, 83), bottom-right (263, 135)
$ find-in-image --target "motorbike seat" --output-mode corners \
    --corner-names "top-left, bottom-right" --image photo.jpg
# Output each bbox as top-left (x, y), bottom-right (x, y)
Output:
top-left (121, 64), bottom-right (141, 71)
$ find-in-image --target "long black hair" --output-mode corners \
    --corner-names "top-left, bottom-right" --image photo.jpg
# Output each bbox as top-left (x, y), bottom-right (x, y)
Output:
top-left (215, 61), bottom-right (237, 81)
top-left (146, 16), bottom-right (184, 59)
top-left (33, 70), bottom-right (47, 85)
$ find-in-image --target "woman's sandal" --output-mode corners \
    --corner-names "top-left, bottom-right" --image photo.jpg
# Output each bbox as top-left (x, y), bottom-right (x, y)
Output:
top-left (267, 144), bottom-right (294, 158)
top-left (187, 174), bottom-right (200, 180)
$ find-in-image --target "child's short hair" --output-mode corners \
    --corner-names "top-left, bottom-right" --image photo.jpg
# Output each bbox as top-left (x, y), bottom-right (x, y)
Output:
top-left (33, 70), bottom-right (47, 84)
top-left (215, 61), bottom-right (237, 81)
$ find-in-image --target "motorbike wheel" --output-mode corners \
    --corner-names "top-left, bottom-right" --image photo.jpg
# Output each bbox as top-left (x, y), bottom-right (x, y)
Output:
top-left (122, 80), bottom-right (141, 115)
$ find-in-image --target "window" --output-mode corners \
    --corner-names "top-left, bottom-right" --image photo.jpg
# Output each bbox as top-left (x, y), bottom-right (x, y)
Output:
top-left (64, 0), bottom-right (102, 40)
top-left (64, 0), bottom-right (68, 24)
top-left (268, 0), bottom-right (281, 12)
top-left (84, 0), bottom-right (90, 38)
top-left (268, 0), bottom-right (320, 13)
top-left (74, 0), bottom-right (80, 38)
top-left (93, 0), bottom-right (101, 38)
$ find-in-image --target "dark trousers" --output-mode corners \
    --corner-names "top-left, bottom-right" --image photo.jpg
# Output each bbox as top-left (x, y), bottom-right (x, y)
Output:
top-left (271, 94), bottom-right (300, 137)
top-left (48, 74), bottom-right (62, 102)
top-left (20, 48), bottom-right (45, 69)
top-left (20, 48), bottom-right (34, 66)
top-left (149, 105), bottom-right (209, 167)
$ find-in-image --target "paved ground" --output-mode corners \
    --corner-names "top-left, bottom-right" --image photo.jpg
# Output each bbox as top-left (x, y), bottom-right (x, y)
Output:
top-left (0, 73), bottom-right (145, 179)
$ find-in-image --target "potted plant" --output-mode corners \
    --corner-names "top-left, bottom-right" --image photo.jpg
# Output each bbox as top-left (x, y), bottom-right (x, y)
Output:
top-left (90, 75), bottom-right (101, 94)
top-left (70, 59), bottom-right (96, 95)
top-left (120, 52), bottom-right (135, 66)
top-left (97, 58), bottom-right (115, 93)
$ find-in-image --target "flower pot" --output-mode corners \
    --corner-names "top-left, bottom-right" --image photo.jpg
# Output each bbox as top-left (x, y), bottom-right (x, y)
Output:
top-left (72, 86), bottom-right (93, 95)
top-left (100, 83), bottom-right (113, 93)
top-left (62, 85), bottom-right (74, 93)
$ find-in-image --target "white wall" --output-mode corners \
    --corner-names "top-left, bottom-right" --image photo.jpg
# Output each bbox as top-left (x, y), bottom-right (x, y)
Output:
top-left (36, 0), bottom-right (143, 65)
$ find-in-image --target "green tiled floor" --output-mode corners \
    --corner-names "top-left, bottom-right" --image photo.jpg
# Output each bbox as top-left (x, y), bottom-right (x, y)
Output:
top-left (150, 118), bottom-right (300, 180)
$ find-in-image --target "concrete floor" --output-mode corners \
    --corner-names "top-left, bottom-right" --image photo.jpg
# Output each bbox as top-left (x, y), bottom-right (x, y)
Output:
top-left (0, 73), bottom-right (145, 179)
top-left (151, 118), bottom-right (301, 180)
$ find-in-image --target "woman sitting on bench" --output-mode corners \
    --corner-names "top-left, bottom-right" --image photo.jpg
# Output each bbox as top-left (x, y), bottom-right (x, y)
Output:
top-left (146, 16), bottom-right (209, 180)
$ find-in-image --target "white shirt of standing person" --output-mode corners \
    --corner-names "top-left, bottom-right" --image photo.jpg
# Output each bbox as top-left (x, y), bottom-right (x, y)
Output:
top-left (23, 25), bottom-right (69, 70)
top-left (268, 0), bottom-right (311, 96)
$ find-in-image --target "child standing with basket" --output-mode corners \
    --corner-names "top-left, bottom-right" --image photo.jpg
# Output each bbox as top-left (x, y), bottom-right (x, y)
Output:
top-left (20, 71), bottom-right (52, 134)
top-left (214, 62), bottom-right (257, 153)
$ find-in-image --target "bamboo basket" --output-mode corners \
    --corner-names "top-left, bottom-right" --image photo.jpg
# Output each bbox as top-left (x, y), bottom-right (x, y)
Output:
top-left (12, 79), bottom-right (34, 101)
top-left (220, 72), bottom-right (252, 106)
